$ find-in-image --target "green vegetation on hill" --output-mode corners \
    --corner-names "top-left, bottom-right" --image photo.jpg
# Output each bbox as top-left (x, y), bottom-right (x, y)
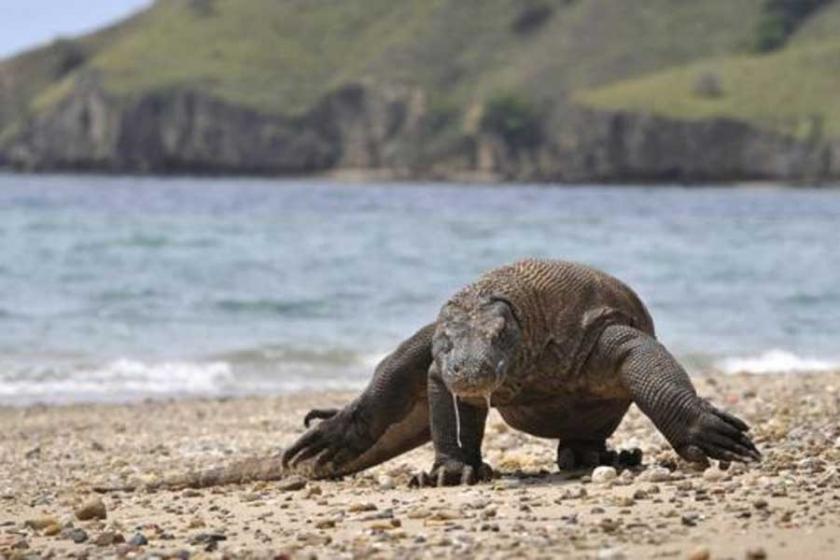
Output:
top-left (576, 38), bottom-right (840, 138)
top-left (571, 0), bottom-right (840, 138)
top-left (479, 93), bottom-right (543, 150)
top-left (0, 15), bottom-right (139, 131)
top-left (6, 0), bottom-right (768, 119)
top-left (752, 0), bottom-right (833, 52)
top-left (789, 0), bottom-right (840, 45)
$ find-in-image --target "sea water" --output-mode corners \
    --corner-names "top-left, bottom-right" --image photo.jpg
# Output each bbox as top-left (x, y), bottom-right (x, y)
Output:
top-left (0, 173), bottom-right (838, 404)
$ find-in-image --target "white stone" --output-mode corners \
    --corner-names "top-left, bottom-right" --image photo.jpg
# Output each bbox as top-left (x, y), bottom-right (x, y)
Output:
top-left (702, 468), bottom-right (726, 482)
top-left (591, 466), bottom-right (618, 484)
top-left (597, 547), bottom-right (627, 560)
top-left (638, 466), bottom-right (671, 483)
top-left (377, 475), bottom-right (396, 490)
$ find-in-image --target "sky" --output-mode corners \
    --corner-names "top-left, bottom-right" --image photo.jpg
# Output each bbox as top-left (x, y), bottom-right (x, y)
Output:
top-left (0, 0), bottom-right (152, 58)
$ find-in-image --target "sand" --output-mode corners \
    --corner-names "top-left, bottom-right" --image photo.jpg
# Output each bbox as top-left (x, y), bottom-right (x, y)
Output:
top-left (1, 371), bottom-right (839, 559)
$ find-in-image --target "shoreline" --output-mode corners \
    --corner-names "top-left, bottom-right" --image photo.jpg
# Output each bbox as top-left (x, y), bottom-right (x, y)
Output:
top-left (1, 370), bottom-right (838, 559)
top-left (2, 168), bottom-right (840, 189)
top-left (1, 366), bottom-right (837, 410)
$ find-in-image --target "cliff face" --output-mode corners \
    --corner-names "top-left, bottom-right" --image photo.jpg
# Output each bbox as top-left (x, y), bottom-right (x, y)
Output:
top-left (3, 77), bottom-right (836, 183)
top-left (4, 77), bottom-right (425, 175)
top-left (475, 109), bottom-right (838, 183)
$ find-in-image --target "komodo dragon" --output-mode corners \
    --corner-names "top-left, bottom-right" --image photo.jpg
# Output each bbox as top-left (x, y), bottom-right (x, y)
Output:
top-left (98, 259), bottom-right (759, 492)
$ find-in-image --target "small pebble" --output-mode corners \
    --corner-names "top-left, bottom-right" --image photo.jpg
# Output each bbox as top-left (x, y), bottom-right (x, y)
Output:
top-left (617, 469), bottom-right (635, 485)
top-left (304, 484), bottom-right (323, 498)
top-left (407, 507), bottom-right (431, 519)
top-left (349, 502), bottom-right (378, 513)
top-left (746, 546), bottom-right (767, 560)
top-left (640, 467), bottom-right (671, 482)
top-left (681, 512), bottom-right (700, 527)
top-left (615, 495), bottom-right (635, 507)
top-left (597, 546), bottom-right (626, 559)
top-left (429, 509), bottom-right (460, 521)
top-left (592, 466), bottom-right (618, 484)
top-left (703, 468), bottom-right (726, 482)
top-left (75, 497), bottom-right (107, 521)
top-left (128, 533), bottom-right (148, 546)
top-left (277, 475), bottom-right (307, 492)
top-left (377, 475), bottom-right (396, 490)
top-left (93, 531), bottom-right (125, 547)
top-left (688, 546), bottom-right (711, 560)
top-left (24, 516), bottom-right (59, 530)
top-left (600, 518), bottom-right (620, 532)
top-left (62, 528), bottom-right (89, 544)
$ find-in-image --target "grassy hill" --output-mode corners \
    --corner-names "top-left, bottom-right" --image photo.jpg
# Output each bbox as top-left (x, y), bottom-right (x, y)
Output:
top-left (576, 17), bottom-right (840, 138)
top-left (6, 0), bottom-right (768, 118)
top-left (1, 0), bottom-right (839, 181)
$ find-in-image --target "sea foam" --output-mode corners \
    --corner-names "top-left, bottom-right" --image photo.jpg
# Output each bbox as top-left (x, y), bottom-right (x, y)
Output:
top-left (0, 359), bottom-right (233, 404)
top-left (716, 350), bottom-right (839, 374)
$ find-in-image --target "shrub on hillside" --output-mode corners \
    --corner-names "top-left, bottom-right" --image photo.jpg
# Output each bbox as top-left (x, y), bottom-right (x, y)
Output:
top-left (511, 2), bottom-right (554, 35)
top-left (753, 0), bottom-right (833, 52)
top-left (692, 72), bottom-right (724, 98)
top-left (480, 93), bottom-right (543, 151)
top-left (51, 39), bottom-right (87, 78)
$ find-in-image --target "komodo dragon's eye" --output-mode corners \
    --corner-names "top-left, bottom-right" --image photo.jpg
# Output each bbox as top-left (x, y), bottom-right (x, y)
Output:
top-left (484, 317), bottom-right (506, 339)
top-left (433, 334), bottom-right (453, 355)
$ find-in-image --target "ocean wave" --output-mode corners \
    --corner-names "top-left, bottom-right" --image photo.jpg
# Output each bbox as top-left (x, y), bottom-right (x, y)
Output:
top-left (0, 359), bottom-right (233, 404)
top-left (4, 347), bottom-right (836, 406)
top-left (0, 350), bottom-right (377, 405)
top-left (216, 346), bottom-right (382, 367)
top-left (716, 350), bottom-right (840, 374)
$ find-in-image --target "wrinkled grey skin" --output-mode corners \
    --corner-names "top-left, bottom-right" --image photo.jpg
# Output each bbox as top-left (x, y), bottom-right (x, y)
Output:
top-left (433, 298), bottom-right (520, 398)
top-left (279, 259), bottom-right (760, 487)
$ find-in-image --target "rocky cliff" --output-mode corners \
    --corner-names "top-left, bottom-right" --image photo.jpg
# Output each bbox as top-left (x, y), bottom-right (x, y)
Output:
top-left (4, 76), bottom-right (427, 175)
top-left (477, 108), bottom-right (839, 183)
top-left (3, 74), bottom-right (837, 183)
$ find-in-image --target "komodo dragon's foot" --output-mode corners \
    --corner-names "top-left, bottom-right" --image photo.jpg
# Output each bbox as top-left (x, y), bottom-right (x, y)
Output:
top-left (410, 459), bottom-right (494, 488)
top-left (671, 399), bottom-right (761, 465)
top-left (282, 405), bottom-right (375, 477)
top-left (556, 441), bottom-right (643, 471)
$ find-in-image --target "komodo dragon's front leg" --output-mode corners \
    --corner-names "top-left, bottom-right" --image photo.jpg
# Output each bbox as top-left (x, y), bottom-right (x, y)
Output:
top-left (410, 363), bottom-right (493, 487)
top-left (596, 325), bottom-right (761, 465)
top-left (282, 323), bottom-right (436, 478)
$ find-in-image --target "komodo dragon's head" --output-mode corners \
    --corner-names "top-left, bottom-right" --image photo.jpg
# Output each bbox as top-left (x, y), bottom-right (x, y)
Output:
top-left (433, 296), bottom-right (522, 398)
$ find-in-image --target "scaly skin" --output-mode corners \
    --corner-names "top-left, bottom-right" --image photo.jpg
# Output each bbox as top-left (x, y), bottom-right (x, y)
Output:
top-left (99, 259), bottom-right (759, 492)
top-left (92, 455), bottom-right (288, 492)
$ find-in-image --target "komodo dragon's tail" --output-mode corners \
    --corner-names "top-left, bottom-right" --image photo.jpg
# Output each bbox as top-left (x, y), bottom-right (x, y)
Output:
top-left (92, 455), bottom-right (289, 493)
top-left (93, 323), bottom-right (439, 494)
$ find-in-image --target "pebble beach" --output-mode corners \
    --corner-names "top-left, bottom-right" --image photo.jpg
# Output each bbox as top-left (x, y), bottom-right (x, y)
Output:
top-left (2, 371), bottom-right (839, 559)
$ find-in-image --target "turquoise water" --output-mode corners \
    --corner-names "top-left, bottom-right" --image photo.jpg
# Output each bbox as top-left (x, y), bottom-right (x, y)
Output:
top-left (1, 173), bottom-right (839, 404)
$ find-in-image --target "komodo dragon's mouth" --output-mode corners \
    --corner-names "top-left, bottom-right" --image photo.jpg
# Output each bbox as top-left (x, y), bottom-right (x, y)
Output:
top-left (442, 356), bottom-right (507, 400)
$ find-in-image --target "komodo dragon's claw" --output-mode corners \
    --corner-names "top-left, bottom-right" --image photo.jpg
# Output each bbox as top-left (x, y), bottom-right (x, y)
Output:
top-left (303, 408), bottom-right (340, 428)
top-left (409, 460), bottom-right (494, 488)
